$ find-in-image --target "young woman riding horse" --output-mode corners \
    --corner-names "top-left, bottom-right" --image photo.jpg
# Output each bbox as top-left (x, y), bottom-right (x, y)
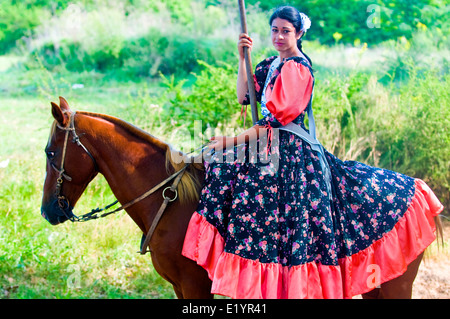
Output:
top-left (42, 6), bottom-right (443, 299)
top-left (182, 6), bottom-right (444, 298)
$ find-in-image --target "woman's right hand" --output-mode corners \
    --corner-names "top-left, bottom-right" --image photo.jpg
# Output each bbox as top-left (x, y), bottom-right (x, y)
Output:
top-left (238, 33), bottom-right (253, 60)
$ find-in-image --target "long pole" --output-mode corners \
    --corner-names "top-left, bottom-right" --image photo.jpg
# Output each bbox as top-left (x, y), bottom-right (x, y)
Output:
top-left (238, 0), bottom-right (259, 124)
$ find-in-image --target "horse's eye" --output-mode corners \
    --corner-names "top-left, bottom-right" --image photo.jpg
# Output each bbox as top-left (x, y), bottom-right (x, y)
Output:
top-left (46, 151), bottom-right (55, 159)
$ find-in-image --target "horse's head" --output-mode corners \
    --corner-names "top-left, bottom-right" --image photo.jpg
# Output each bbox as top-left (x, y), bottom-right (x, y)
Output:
top-left (41, 97), bottom-right (98, 225)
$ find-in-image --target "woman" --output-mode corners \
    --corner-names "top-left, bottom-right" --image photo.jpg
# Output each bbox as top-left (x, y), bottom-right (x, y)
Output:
top-left (182, 6), bottom-right (443, 299)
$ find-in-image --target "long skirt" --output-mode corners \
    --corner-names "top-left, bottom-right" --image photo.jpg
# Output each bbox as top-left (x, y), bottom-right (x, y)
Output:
top-left (182, 130), bottom-right (443, 298)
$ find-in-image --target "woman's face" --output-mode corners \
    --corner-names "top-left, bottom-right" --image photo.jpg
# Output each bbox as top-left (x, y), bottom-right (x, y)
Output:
top-left (271, 18), bottom-right (302, 55)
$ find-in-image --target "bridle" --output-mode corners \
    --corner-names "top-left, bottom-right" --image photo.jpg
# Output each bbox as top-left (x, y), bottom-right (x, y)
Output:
top-left (51, 111), bottom-right (98, 221)
top-left (50, 111), bottom-right (189, 254)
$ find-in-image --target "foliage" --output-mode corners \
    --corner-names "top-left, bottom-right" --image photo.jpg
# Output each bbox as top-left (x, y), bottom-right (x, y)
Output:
top-left (119, 30), bottom-right (237, 78)
top-left (15, 0), bottom-right (240, 79)
top-left (5, 0), bottom-right (448, 76)
top-left (0, 2), bottom-right (46, 53)
top-left (248, 0), bottom-right (450, 46)
top-left (377, 67), bottom-right (450, 206)
top-left (158, 60), bottom-right (250, 132)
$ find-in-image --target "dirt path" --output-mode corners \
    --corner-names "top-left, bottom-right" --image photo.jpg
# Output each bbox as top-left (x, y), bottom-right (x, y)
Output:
top-left (412, 219), bottom-right (450, 299)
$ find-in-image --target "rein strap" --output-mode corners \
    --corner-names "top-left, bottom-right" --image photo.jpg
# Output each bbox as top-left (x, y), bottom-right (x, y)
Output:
top-left (76, 164), bottom-right (188, 223)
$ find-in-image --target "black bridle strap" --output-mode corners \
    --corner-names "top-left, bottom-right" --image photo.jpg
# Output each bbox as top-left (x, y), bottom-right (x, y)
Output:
top-left (54, 115), bottom-right (74, 214)
top-left (53, 112), bottom-right (99, 222)
top-left (76, 164), bottom-right (188, 223)
top-left (56, 113), bottom-right (99, 173)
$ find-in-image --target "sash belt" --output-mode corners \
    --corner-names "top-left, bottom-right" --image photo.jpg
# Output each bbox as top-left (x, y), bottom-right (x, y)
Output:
top-left (278, 101), bottom-right (333, 199)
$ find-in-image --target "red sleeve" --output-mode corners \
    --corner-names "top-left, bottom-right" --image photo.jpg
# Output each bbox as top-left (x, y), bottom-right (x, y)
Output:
top-left (265, 60), bottom-right (314, 126)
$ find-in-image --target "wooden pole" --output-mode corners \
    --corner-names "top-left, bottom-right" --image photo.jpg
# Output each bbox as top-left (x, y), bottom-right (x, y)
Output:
top-left (238, 0), bottom-right (259, 124)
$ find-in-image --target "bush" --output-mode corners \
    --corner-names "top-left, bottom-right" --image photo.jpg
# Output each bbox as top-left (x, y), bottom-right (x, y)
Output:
top-left (248, 0), bottom-right (450, 46)
top-left (377, 68), bottom-right (450, 208)
top-left (0, 2), bottom-right (46, 53)
top-left (158, 60), bottom-right (247, 133)
top-left (118, 29), bottom-right (237, 79)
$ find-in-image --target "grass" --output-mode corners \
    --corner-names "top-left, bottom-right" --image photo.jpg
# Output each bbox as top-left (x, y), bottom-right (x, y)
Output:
top-left (0, 96), bottom-right (176, 299)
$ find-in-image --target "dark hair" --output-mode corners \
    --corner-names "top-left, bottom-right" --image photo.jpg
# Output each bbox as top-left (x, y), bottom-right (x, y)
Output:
top-left (269, 6), bottom-right (312, 66)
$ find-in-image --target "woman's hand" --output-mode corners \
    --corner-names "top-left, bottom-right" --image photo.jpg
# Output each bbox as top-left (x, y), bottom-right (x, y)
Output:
top-left (208, 136), bottom-right (236, 150)
top-left (238, 33), bottom-right (253, 60)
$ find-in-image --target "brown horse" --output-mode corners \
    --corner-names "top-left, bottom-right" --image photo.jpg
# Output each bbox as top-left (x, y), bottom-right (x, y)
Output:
top-left (41, 97), bottom-right (212, 298)
top-left (41, 97), bottom-right (441, 299)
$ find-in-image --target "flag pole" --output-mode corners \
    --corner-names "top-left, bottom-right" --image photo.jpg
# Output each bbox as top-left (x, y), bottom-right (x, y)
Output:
top-left (238, 0), bottom-right (259, 124)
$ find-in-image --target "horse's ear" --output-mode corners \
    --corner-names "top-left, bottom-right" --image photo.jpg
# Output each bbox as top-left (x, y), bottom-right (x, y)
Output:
top-left (59, 96), bottom-right (70, 112)
top-left (51, 101), bottom-right (69, 126)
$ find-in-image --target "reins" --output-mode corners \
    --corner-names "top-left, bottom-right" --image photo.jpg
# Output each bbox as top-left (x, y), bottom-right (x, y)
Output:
top-left (75, 165), bottom-right (188, 223)
top-left (52, 112), bottom-right (199, 255)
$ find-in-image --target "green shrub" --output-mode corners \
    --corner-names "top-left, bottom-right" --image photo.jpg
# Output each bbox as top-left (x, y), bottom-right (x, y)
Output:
top-left (248, 0), bottom-right (450, 46)
top-left (0, 2), bottom-right (46, 53)
top-left (158, 60), bottom-right (248, 133)
top-left (377, 67), bottom-right (450, 208)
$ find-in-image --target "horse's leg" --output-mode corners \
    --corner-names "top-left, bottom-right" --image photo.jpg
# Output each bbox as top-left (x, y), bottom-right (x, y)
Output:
top-left (150, 249), bottom-right (213, 299)
top-left (361, 288), bottom-right (381, 299)
top-left (173, 286), bottom-right (184, 299)
top-left (178, 262), bottom-right (214, 299)
top-left (378, 252), bottom-right (424, 299)
top-left (168, 266), bottom-right (213, 299)
top-left (169, 273), bottom-right (213, 299)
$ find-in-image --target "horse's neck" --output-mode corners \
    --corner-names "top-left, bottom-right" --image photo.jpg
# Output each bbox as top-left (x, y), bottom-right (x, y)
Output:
top-left (79, 113), bottom-right (169, 213)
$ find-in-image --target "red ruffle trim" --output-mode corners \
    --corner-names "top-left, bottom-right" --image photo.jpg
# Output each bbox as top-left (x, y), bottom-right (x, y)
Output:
top-left (181, 179), bottom-right (443, 299)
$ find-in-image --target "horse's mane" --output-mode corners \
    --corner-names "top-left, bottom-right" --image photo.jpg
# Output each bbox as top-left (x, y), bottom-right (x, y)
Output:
top-left (78, 111), bottom-right (203, 204)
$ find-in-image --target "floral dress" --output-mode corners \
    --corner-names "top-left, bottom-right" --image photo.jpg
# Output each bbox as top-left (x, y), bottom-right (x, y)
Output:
top-left (182, 56), bottom-right (444, 299)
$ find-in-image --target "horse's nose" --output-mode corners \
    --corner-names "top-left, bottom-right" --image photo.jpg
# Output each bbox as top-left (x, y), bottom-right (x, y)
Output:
top-left (41, 206), bottom-right (61, 225)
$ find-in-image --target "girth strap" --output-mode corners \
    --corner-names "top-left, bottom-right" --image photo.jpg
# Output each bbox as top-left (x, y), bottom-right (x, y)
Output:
top-left (139, 164), bottom-right (188, 255)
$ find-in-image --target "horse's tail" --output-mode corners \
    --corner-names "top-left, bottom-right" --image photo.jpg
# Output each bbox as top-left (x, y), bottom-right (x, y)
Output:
top-left (434, 216), bottom-right (444, 249)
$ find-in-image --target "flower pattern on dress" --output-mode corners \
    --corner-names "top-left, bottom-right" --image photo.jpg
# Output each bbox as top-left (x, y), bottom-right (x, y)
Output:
top-left (196, 56), bottom-right (416, 268)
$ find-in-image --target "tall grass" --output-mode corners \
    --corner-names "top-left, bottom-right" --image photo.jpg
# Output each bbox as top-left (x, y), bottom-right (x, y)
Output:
top-left (0, 0), bottom-right (448, 299)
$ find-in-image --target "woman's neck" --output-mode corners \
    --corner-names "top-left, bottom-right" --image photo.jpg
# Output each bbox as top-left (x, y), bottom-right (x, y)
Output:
top-left (278, 47), bottom-right (302, 60)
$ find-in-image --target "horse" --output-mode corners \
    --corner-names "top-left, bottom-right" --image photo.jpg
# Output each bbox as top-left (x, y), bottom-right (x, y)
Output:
top-left (41, 97), bottom-right (442, 299)
top-left (41, 97), bottom-right (212, 298)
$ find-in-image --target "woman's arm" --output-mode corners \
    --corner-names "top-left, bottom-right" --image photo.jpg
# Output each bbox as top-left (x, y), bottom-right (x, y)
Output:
top-left (208, 34), bottom-right (260, 151)
top-left (208, 124), bottom-right (265, 150)
top-left (236, 33), bottom-right (253, 104)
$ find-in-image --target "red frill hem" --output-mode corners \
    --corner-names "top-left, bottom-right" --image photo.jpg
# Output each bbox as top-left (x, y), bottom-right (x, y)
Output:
top-left (181, 179), bottom-right (444, 299)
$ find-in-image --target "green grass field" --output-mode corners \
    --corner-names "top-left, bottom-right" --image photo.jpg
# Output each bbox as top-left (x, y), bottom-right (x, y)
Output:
top-left (1, 0), bottom-right (449, 299)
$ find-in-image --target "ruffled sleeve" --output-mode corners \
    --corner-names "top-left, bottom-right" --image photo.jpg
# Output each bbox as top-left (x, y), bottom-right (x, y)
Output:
top-left (264, 60), bottom-right (314, 126)
top-left (242, 56), bottom-right (277, 105)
